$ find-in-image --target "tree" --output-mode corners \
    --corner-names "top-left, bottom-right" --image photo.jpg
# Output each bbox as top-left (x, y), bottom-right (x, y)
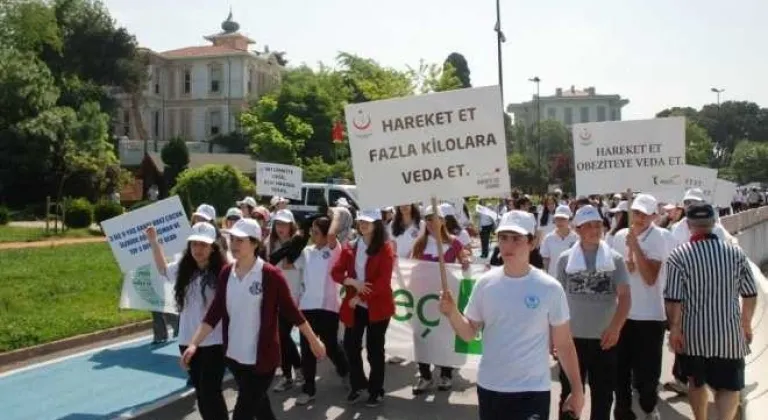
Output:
top-left (408, 59), bottom-right (462, 94)
top-left (727, 141), bottom-right (768, 184)
top-left (444, 52), bottom-right (471, 88)
top-left (507, 153), bottom-right (545, 192)
top-left (171, 164), bottom-right (255, 216)
top-left (337, 52), bottom-right (413, 103)
top-left (0, 0), bottom-right (61, 55)
top-left (685, 122), bottom-right (714, 166)
top-left (161, 137), bottom-right (190, 188)
top-left (241, 96), bottom-right (312, 165)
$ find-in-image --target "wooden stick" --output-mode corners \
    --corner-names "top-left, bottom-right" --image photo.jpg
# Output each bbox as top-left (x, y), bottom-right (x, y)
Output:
top-left (625, 188), bottom-right (636, 273)
top-left (431, 196), bottom-right (449, 292)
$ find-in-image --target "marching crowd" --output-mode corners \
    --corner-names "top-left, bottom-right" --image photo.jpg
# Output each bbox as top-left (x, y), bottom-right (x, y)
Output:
top-left (145, 186), bottom-right (758, 420)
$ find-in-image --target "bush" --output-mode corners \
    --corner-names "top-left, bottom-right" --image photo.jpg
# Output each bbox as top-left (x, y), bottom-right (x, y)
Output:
top-left (129, 200), bottom-right (152, 211)
top-left (94, 201), bottom-right (124, 224)
top-left (171, 164), bottom-right (256, 216)
top-left (0, 206), bottom-right (9, 225)
top-left (63, 198), bottom-right (93, 229)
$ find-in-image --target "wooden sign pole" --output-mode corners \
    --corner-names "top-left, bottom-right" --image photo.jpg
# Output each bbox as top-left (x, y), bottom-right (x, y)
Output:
top-left (626, 188), bottom-right (636, 273)
top-left (430, 196), bottom-right (450, 292)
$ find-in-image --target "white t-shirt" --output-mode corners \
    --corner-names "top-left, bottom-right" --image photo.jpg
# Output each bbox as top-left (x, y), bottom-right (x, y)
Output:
top-left (464, 267), bottom-right (570, 393)
top-left (539, 230), bottom-right (579, 276)
top-left (611, 226), bottom-right (669, 321)
top-left (226, 258), bottom-right (264, 365)
top-left (389, 220), bottom-right (425, 258)
top-left (456, 229), bottom-right (471, 247)
top-left (671, 218), bottom-right (733, 246)
top-left (164, 262), bottom-right (223, 347)
top-left (296, 244), bottom-right (342, 312)
top-left (354, 240), bottom-right (369, 309)
top-left (424, 236), bottom-right (451, 259)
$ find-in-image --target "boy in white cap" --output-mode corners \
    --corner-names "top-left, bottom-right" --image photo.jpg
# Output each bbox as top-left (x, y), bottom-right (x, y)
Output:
top-left (192, 204), bottom-right (216, 225)
top-left (440, 210), bottom-right (584, 420)
top-left (540, 205), bottom-right (579, 277)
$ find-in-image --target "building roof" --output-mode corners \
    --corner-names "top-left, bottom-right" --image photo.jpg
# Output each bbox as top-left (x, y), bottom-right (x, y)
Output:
top-left (159, 45), bottom-right (251, 58)
top-left (146, 152), bottom-right (258, 174)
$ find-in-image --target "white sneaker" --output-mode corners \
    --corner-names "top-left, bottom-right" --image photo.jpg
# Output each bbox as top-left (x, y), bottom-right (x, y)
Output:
top-left (412, 377), bottom-right (433, 395)
top-left (272, 376), bottom-right (294, 392)
top-left (437, 376), bottom-right (453, 391)
top-left (296, 392), bottom-right (315, 405)
top-left (644, 409), bottom-right (661, 420)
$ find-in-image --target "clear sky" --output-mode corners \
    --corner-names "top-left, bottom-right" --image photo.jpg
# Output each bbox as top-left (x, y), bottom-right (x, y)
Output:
top-left (104, 0), bottom-right (767, 119)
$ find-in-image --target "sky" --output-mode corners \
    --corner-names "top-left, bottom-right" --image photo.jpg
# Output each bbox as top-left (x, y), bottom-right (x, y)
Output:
top-left (103, 0), bottom-right (768, 120)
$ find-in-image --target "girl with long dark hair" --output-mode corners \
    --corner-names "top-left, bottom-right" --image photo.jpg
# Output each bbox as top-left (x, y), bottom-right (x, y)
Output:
top-left (389, 204), bottom-right (424, 258)
top-left (147, 222), bottom-right (228, 420)
top-left (440, 203), bottom-right (472, 248)
top-left (332, 209), bottom-right (396, 407)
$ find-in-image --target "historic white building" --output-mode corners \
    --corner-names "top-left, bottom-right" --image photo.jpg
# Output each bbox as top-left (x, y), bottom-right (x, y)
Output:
top-left (114, 12), bottom-right (282, 155)
top-left (507, 86), bottom-right (629, 127)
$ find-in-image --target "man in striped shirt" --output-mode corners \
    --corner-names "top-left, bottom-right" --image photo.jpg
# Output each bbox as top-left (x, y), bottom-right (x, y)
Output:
top-left (664, 203), bottom-right (758, 420)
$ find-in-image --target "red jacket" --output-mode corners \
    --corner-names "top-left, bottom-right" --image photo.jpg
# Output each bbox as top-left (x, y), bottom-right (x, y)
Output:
top-left (331, 240), bottom-right (396, 327)
top-left (203, 261), bottom-right (306, 373)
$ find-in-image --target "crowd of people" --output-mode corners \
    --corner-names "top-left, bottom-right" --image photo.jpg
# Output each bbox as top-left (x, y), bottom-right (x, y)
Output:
top-left (145, 186), bottom-right (758, 420)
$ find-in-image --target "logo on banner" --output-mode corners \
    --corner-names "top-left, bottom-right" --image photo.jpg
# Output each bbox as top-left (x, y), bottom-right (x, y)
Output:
top-left (653, 174), bottom-right (681, 186)
top-left (477, 168), bottom-right (502, 190)
top-left (351, 110), bottom-right (373, 138)
top-left (577, 127), bottom-right (592, 146)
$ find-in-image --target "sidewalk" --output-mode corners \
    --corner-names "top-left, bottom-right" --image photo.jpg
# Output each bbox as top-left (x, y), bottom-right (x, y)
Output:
top-left (0, 236), bottom-right (105, 250)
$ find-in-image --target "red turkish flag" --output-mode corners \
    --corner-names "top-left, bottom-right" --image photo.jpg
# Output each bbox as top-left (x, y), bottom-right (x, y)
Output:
top-left (332, 120), bottom-right (344, 143)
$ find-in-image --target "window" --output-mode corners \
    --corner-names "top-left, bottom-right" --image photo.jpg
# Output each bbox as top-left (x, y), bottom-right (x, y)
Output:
top-left (210, 66), bottom-right (222, 93)
top-left (329, 189), bottom-right (356, 210)
top-left (306, 188), bottom-right (325, 206)
top-left (547, 108), bottom-right (556, 120)
top-left (580, 107), bottom-right (589, 123)
top-left (152, 111), bottom-right (160, 138)
top-left (563, 107), bottom-right (573, 125)
top-left (209, 110), bottom-right (221, 136)
top-left (122, 109), bottom-right (130, 136)
top-left (153, 68), bottom-right (160, 95)
top-left (611, 108), bottom-right (620, 121)
top-left (597, 106), bottom-right (606, 122)
top-left (247, 68), bottom-right (253, 94)
top-left (183, 69), bottom-right (191, 94)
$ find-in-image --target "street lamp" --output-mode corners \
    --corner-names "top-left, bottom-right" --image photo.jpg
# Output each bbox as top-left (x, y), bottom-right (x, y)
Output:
top-left (711, 87), bottom-right (724, 106)
top-left (529, 77), bottom-right (541, 189)
top-left (494, 0), bottom-right (506, 107)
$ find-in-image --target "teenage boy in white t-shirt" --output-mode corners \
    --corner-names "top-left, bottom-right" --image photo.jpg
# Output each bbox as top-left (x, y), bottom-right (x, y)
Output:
top-left (540, 205), bottom-right (579, 276)
top-left (439, 210), bottom-right (584, 420)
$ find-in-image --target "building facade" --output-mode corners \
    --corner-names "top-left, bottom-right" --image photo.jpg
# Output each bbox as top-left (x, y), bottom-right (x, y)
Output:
top-left (507, 86), bottom-right (629, 127)
top-left (114, 12), bottom-right (283, 146)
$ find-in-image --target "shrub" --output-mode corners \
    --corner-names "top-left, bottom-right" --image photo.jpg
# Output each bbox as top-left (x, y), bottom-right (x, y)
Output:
top-left (129, 200), bottom-right (151, 211)
top-left (0, 206), bottom-right (9, 225)
top-left (171, 164), bottom-right (256, 216)
top-left (63, 198), bottom-right (93, 229)
top-left (94, 201), bottom-right (124, 224)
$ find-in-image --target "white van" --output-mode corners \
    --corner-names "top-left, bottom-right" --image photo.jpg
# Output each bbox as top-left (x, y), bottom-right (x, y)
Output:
top-left (284, 183), bottom-right (360, 221)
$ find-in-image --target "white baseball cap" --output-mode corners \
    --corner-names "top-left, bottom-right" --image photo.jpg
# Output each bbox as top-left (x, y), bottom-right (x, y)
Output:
top-left (553, 205), bottom-right (572, 219)
top-left (630, 193), bottom-right (658, 215)
top-left (270, 196), bottom-right (288, 206)
top-left (356, 209), bottom-right (382, 223)
top-left (273, 209), bottom-right (295, 224)
top-left (192, 204), bottom-right (216, 222)
top-left (496, 210), bottom-right (536, 235)
top-left (423, 205), bottom-right (444, 218)
top-left (187, 222), bottom-right (217, 244)
top-left (438, 203), bottom-right (456, 217)
top-left (224, 218), bottom-right (262, 239)
top-left (225, 207), bottom-right (243, 219)
top-left (237, 196), bottom-right (258, 208)
top-left (609, 200), bottom-right (629, 213)
top-left (574, 205), bottom-right (603, 227)
top-left (683, 188), bottom-right (705, 202)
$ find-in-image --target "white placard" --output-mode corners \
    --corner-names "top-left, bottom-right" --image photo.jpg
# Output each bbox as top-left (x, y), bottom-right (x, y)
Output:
top-left (715, 179), bottom-right (737, 208)
top-left (119, 263), bottom-right (178, 314)
top-left (256, 162), bottom-right (302, 200)
top-left (344, 86), bottom-right (509, 209)
top-left (101, 196), bottom-right (192, 272)
top-left (681, 165), bottom-right (718, 202)
top-left (572, 117), bottom-right (686, 195)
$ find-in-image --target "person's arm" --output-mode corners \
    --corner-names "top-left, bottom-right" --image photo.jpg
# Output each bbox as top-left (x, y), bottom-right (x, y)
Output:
top-left (145, 226), bottom-right (168, 276)
top-left (628, 233), bottom-right (662, 286)
top-left (602, 283), bottom-right (630, 349)
top-left (327, 210), bottom-right (340, 249)
top-left (664, 254), bottom-right (686, 352)
top-left (440, 293), bottom-right (483, 342)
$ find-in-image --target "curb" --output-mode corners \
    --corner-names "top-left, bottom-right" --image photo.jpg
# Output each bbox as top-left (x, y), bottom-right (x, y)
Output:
top-left (114, 375), bottom-right (235, 419)
top-left (0, 320), bottom-right (152, 367)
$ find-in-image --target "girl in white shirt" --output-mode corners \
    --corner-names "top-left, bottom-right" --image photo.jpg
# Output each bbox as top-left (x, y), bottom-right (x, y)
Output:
top-left (440, 203), bottom-right (472, 249)
top-left (146, 222), bottom-right (228, 420)
top-left (388, 204), bottom-right (425, 258)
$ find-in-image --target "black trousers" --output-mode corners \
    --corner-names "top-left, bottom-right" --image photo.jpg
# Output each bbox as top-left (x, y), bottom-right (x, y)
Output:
top-left (343, 305), bottom-right (390, 395)
top-left (559, 338), bottom-right (617, 420)
top-left (477, 387), bottom-right (550, 420)
top-left (300, 309), bottom-right (349, 395)
top-left (417, 363), bottom-right (453, 380)
top-left (479, 224), bottom-right (493, 258)
top-left (615, 320), bottom-right (665, 418)
top-left (227, 359), bottom-right (276, 420)
top-left (178, 345), bottom-right (227, 420)
top-left (278, 315), bottom-right (301, 379)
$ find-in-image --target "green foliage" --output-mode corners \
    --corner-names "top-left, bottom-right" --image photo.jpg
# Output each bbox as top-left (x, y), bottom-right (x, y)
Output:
top-left (685, 122), bottom-right (715, 166)
top-left (507, 153), bottom-right (546, 193)
top-left (408, 59), bottom-right (463, 94)
top-left (161, 136), bottom-right (190, 187)
top-left (171, 164), bottom-right (256, 216)
top-left (444, 52), bottom-right (471, 88)
top-left (93, 200), bottom-right (123, 224)
top-left (63, 197), bottom-right (92, 228)
top-left (0, 206), bottom-right (9, 225)
top-left (241, 96), bottom-right (311, 165)
top-left (302, 156), bottom-right (354, 182)
top-left (129, 200), bottom-right (151, 211)
top-left (728, 141), bottom-right (768, 184)
top-left (0, 46), bottom-right (59, 128)
top-left (211, 131), bottom-right (249, 153)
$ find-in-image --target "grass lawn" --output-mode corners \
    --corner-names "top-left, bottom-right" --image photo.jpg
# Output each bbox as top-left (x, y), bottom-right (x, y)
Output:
top-left (0, 243), bottom-right (149, 352)
top-left (0, 226), bottom-right (101, 243)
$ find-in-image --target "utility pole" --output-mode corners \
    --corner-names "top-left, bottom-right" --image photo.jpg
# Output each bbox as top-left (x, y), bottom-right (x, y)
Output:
top-left (494, 0), bottom-right (506, 107)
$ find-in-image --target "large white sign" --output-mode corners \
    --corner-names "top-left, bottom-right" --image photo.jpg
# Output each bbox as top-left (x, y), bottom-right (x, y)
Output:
top-left (256, 162), bottom-right (302, 200)
top-left (572, 117), bottom-right (686, 195)
top-left (101, 196), bottom-right (192, 272)
top-left (344, 86), bottom-right (509, 209)
top-left (715, 179), bottom-right (737, 208)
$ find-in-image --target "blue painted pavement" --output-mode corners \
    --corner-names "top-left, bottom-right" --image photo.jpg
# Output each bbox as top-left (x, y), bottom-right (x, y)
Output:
top-left (0, 336), bottom-right (190, 420)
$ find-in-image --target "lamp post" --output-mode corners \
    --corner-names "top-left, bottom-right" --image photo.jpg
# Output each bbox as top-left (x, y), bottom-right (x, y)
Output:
top-left (711, 87), bottom-right (725, 166)
top-left (529, 76), bottom-right (541, 190)
top-left (494, 0), bottom-right (506, 107)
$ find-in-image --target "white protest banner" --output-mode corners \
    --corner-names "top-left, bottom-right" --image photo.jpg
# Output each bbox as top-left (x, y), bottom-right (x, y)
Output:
top-left (119, 263), bottom-right (177, 314)
top-left (681, 165), bottom-right (718, 202)
top-left (572, 117), bottom-right (686, 195)
top-left (256, 162), bottom-right (302, 200)
top-left (385, 259), bottom-right (486, 368)
top-left (101, 196), bottom-right (192, 272)
top-left (344, 86), bottom-right (508, 208)
top-left (715, 179), bottom-right (737, 208)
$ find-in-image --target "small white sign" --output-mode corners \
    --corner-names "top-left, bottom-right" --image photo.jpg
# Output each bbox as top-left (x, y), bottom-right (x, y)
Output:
top-left (648, 165), bottom-right (718, 204)
top-left (715, 179), bottom-right (737, 208)
top-left (256, 162), bottom-right (303, 200)
top-left (344, 86), bottom-right (509, 209)
top-left (572, 117), bottom-right (686, 195)
top-left (101, 196), bottom-right (192, 272)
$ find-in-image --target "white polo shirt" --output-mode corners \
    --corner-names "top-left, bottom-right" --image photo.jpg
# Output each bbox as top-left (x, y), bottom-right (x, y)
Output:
top-left (539, 230), bottom-right (579, 276)
top-left (296, 244), bottom-right (342, 312)
top-left (611, 226), bottom-right (669, 321)
top-left (225, 258), bottom-right (264, 365)
top-left (465, 267), bottom-right (570, 392)
top-left (388, 220), bottom-right (425, 258)
top-left (164, 262), bottom-right (223, 347)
